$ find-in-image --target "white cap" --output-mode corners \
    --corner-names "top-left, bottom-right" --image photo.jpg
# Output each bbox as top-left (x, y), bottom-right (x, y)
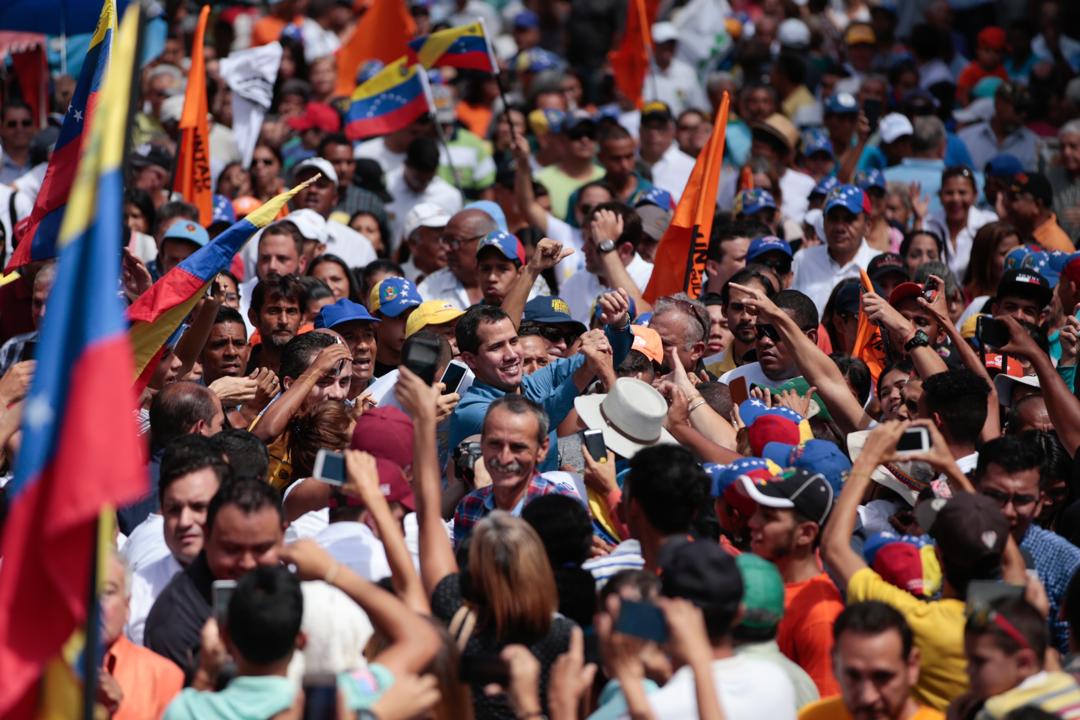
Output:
top-left (778, 19), bottom-right (810, 49)
top-left (954, 97), bottom-right (995, 125)
top-left (286, 208), bottom-right (328, 243)
top-left (161, 94), bottom-right (185, 125)
top-left (879, 112), bottom-right (914, 144)
top-left (652, 22), bottom-right (678, 45)
top-left (292, 156), bottom-right (339, 187)
top-left (993, 373), bottom-right (1041, 408)
top-left (403, 203), bottom-right (452, 241)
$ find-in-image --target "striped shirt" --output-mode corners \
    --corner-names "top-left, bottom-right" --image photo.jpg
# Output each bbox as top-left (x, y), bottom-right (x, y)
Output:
top-left (976, 671), bottom-right (1080, 719)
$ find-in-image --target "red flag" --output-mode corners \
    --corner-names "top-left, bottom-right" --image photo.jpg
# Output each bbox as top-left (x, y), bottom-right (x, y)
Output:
top-left (10, 42), bottom-right (46, 128)
top-left (335, 0), bottom-right (416, 98)
top-left (852, 269), bottom-right (887, 381)
top-left (173, 4), bottom-right (213, 226)
top-left (608, 0), bottom-right (658, 109)
top-left (643, 92), bottom-right (730, 302)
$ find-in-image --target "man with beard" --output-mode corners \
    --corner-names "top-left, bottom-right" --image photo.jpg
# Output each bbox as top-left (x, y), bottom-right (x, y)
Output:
top-left (238, 221), bottom-right (308, 334)
top-left (314, 298), bottom-right (379, 398)
top-left (246, 275), bottom-right (304, 375)
top-left (291, 157), bottom-right (377, 268)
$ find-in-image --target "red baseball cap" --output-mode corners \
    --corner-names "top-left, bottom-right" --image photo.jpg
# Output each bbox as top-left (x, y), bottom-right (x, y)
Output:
top-left (287, 102), bottom-right (341, 133)
top-left (351, 406), bottom-right (414, 468)
top-left (977, 26), bottom-right (1006, 51)
top-left (329, 457), bottom-right (415, 511)
top-left (747, 415), bottom-right (801, 457)
top-left (888, 281), bottom-right (924, 306)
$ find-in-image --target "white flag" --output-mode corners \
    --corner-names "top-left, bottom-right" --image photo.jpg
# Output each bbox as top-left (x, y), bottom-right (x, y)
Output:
top-left (220, 42), bottom-right (283, 167)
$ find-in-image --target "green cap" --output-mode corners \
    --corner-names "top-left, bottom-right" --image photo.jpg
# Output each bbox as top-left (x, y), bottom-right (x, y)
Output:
top-left (735, 554), bottom-right (785, 631)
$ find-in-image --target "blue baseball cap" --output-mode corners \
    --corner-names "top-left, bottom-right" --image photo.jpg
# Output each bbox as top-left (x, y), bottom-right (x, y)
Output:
top-left (810, 175), bottom-right (839, 199)
top-left (163, 220), bottom-right (210, 248)
top-left (524, 296), bottom-right (587, 333)
top-left (1004, 244), bottom-right (1042, 272)
top-left (636, 186), bottom-right (674, 210)
top-left (368, 277), bottom-right (423, 318)
top-left (477, 230), bottom-right (526, 265)
top-left (802, 128), bottom-right (834, 158)
top-left (985, 153), bottom-right (1023, 178)
top-left (825, 92), bottom-right (858, 115)
top-left (747, 235), bottom-right (793, 262)
top-left (315, 298), bottom-right (380, 329)
top-left (761, 439), bottom-right (852, 494)
top-left (855, 168), bottom-right (886, 192)
top-left (823, 184), bottom-right (869, 216)
top-left (738, 398), bottom-right (804, 427)
top-left (212, 194), bottom-right (235, 226)
top-left (1019, 250), bottom-right (1080, 289)
top-left (734, 188), bottom-right (777, 216)
top-left (516, 48), bottom-right (563, 74)
top-left (705, 457), bottom-right (778, 498)
top-left (513, 9), bottom-right (539, 29)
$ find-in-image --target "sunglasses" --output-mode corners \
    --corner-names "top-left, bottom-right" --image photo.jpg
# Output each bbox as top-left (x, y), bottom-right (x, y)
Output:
top-left (5, 119), bottom-right (32, 129)
top-left (566, 128), bottom-right (595, 141)
top-left (253, 157), bottom-right (276, 166)
top-left (759, 257), bottom-right (792, 276)
top-left (981, 488), bottom-right (1039, 509)
top-left (755, 323), bottom-right (780, 342)
top-left (536, 324), bottom-right (580, 345)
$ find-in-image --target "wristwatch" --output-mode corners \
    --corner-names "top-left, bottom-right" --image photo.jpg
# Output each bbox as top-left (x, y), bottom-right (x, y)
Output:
top-left (903, 330), bottom-right (930, 353)
top-left (597, 238), bottom-right (616, 254)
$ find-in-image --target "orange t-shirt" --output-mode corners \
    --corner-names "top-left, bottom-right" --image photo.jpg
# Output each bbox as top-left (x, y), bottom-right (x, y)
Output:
top-left (1034, 213), bottom-right (1076, 253)
top-left (106, 635), bottom-right (184, 720)
top-left (778, 573), bottom-right (844, 698)
top-left (956, 63), bottom-right (1008, 99)
top-left (456, 100), bottom-right (494, 138)
top-left (798, 694), bottom-right (944, 720)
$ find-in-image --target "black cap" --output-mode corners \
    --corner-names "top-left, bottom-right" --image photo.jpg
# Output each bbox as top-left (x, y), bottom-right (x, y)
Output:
top-left (996, 268), bottom-right (1052, 308)
top-left (914, 493), bottom-right (1008, 566)
top-left (737, 467), bottom-right (834, 526)
top-left (131, 143), bottom-right (174, 172)
top-left (868, 252), bottom-right (909, 284)
top-left (659, 538), bottom-right (743, 613)
top-left (1009, 172), bottom-right (1053, 207)
top-left (641, 100), bottom-right (674, 124)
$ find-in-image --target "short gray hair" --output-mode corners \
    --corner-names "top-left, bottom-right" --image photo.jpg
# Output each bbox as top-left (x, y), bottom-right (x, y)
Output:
top-left (913, 116), bottom-right (945, 155)
top-left (1061, 119), bottom-right (1080, 139)
top-left (653, 293), bottom-right (709, 348)
top-left (484, 394), bottom-right (550, 445)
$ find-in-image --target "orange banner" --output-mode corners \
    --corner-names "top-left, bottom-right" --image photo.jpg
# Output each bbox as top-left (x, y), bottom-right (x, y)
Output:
top-left (852, 269), bottom-right (887, 381)
top-left (643, 92), bottom-right (730, 302)
top-left (608, 0), bottom-right (657, 109)
top-left (173, 4), bottom-right (212, 226)
top-left (334, 0), bottom-right (416, 98)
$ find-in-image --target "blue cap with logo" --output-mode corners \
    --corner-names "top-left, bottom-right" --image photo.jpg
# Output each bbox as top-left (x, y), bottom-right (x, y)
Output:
top-left (212, 194), bottom-right (236, 226)
top-left (513, 9), bottom-right (539, 29)
top-left (747, 235), bottom-right (793, 261)
top-left (369, 277), bottom-right (423, 318)
top-left (734, 188), bottom-right (777, 216)
top-left (810, 175), bottom-right (840, 198)
top-left (163, 220), bottom-right (210, 248)
top-left (524, 296), bottom-right (587, 334)
top-left (636, 186), bottom-right (674, 210)
top-left (705, 457), bottom-right (778, 498)
top-left (761, 438), bottom-right (852, 494)
top-left (315, 298), bottom-right (380, 329)
top-left (738, 398), bottom-right (804, 427)
top-left (825, 92), bottom-right (858, 114)
top-left (1016, 249), bottom-right (1080, 289)
top-left (516, 47), bottom-right (563, 74)
top-left (477, 230), bottom-right (526, 265)
top-left (823, 184), bottom-right (869, 215)
top-left (802, 128), bottom-right (834, 158)
top-left (854, 168), bottom-right (886, 192)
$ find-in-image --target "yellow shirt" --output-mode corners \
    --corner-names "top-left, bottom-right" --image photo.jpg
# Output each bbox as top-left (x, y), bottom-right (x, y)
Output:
top-left (799, 695), bottom-right (944, 720)
top-left (847, 567), bottom-right (968, 711)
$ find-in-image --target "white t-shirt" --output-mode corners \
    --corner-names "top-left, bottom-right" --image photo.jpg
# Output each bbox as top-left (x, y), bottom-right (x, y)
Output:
top-left (643, 654), bottom-right (797, 720)
top-left (119, 513), bottom-right (170, 573)
top-left (384, 167), bottom-right (463, 252)
top-left (126, 553), bottom-right (182, 646)
top-left (561, 254), bottom-right (654, 325)
top-left (646, 143), bottom-right (695, 202)
top-left (791, 240), bottom-right (880, 315)
top-left (312, 521), bottom-right (391, 583)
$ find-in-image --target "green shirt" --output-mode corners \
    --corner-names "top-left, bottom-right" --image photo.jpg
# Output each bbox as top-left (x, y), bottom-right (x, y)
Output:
top-left (438, 128), bottom-right (497, 196)
top-left (535, 163), bottom-right (605, 220)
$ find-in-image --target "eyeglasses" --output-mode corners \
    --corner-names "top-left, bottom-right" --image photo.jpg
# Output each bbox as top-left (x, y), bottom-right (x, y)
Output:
top-left (755, 323), bottom-right (781, 342)
top-left (440, 233), bottom-right (485, 250)
top-left (758, 257), bottom-right (792, 276)
top-left (5, 119), bottom-right (32, 129)
top-left (253, 157), bottom-right (276, 166)
top-left (981, 488), bottom-right (1040, 509)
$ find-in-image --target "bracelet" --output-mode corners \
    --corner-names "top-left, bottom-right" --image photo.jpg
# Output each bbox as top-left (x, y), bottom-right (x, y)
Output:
top-left (324, 560), bottom-right (340, 585)
top-left (687, 398), bottom-right (707, 414)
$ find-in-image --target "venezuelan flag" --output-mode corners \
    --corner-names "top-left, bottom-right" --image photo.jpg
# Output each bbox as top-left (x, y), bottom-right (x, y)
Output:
top-left (5, 0), bottom-right (115, 271)
top-left (407, 20), bottom-right (498, 73)
top-left (128, 178), bottom-right (313, 386)
top-left (344, 58), bottom-right (431, 141)
top-left (0, 5), bottom-right (145, 718)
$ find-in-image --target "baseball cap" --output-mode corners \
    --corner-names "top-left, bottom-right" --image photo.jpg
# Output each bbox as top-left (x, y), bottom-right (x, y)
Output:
top-left (1020, 250), bottom-right (1080, 288)
top-left (887, 281), bottom-right (925, 306)
top-left (524, 296), bottom-right (586, 332)
top-left (705, 457), bottom-right (780, 498)
top-left (1004, 244), bottom-right (1041, 272)
top-left (862, 532), bottom-right (942, 599)
top-left (212, 194), bottom-right (236, 227)
top-left (513, 9), bottom-right (539, 29)
top-left (747, 235), bottom-right (793, 262)
top-left (825, 92), bottom-right (859, 115)
top-left (515, 47), bottom-right (563, 74)
top-left (286, 102), bottom-right (341, 133)
top-left (641, 101), bottom-right (674, 124)
top-left (748, 415), bottom-right (802, 457)
top-left (736, 554), bottom-right (785, 631)
top-left (810, 175), bottom-right (840, 199)
top-left (315, 298), bottom-right (379, 330)
top-left (761, 439), bottom-right (852, 494)
top-left (405, 300), bottom-right (464, 338)
top-left (738, 467), bottom-right (835, 526)
top-left (659, 538), bottom-right (743, 616)
top-left (287, 209), bottom-right (328, 243)
top-left (403, 202), bottom-right (451, 240)
top-left (162, 220), bottom-right (209, 249)
top-left (477, 230), bottom-right (526, 265)
top-left (464, 200), bottom-right (508, 232)
top-left (868, 252), bottom-right (909, 285)
top-left (636, 187), bottom-right (675, 210)
top-left (802, 128), bottom-right (834, 158)
top-left (985, 153), bottom-right (1024, 178)
top-left (879, 113), bottom-right (914, 144)
top-left (561, 112), bottom-right (596, 135)
top-left (652, 21), bottom-right (679, 45)
top-left (778, 18), bottom-right (811, 49)
top-left (629, 324), bottom-right (663, 365)
top-left (844, 23), bottom-right (876, 46)
top-left (855, 168), bottom-right (886, 192)
top-left (528, 108), bottom-right (566, 136)
top-left (834, 280), bottom-right (861, 316)
top-left (328, 456), bottom-right (414, 512)
top-left (914, 493), bottom-right (1008, 567)
top-left (993, 373), bottom-right (1041, 407)
top-left (350, 406), bottom-right (414, 468)
top-left (823, 184), bottom-right (870, 216)
top-left (293, 156), bottom-right (339, 186)
top-left (637, 204), bottom-right (673, 243)
top-left (996, 268), bottom-right (1052, 308)
top-left (369, 277), bottom-right (423, 318)
top-left (1009, 172), bottom-right (1053, 206)
top-left (977, 26), bottom-right (1006, 50)
top-left (734, 188), bottom-right (777, 217)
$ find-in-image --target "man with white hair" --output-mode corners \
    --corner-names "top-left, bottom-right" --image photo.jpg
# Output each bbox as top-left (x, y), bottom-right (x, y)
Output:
top-left (1049, 119), bottom-right (1080, 239)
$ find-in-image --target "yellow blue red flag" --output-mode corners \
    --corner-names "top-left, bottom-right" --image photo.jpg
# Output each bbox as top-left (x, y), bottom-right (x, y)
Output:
top-left (407, 20), bottom-right (498, 73)
top-left (344, 58), bottom-right (431, 141)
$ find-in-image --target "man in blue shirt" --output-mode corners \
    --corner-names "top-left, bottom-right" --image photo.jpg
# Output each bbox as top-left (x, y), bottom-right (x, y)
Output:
top-left (450, 292), bottom-right (633, 471)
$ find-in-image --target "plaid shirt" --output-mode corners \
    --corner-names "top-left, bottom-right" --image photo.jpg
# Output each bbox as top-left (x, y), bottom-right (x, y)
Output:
top-left (453, 474), bottom-right (578, 545)
top-left (1021, 523), bottom-right (1080, 654)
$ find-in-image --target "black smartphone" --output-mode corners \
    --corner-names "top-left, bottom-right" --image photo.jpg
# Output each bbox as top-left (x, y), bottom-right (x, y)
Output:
top-left (459, 654), bottom-right (510, 686)
top-left (211, 579), bottom-right (237, 625)
top-left (302, 673), bottom-right (338, 720)
top-left (440, 360), bottom-right (468, 395)
top-left (864, 98), bottom-right (883, 133)
top-left (581, 428), bottom-right (607, 462)
top-left (922, 277), bottom-right (940, 303)
top-left (403, 334), bottom-right (441, 385)
top-left (614, 599), bottom-right (669, 644)
top-left (17, 340), bottom-right (36, 362)
top-left (895, 426), bottom-right (931, 455)
top-left (977, 316), bottom-right (1011, 348)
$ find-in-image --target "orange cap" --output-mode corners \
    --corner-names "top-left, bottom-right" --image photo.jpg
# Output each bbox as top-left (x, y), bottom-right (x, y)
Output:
top-left (630, 325), bottom-right (663, 365)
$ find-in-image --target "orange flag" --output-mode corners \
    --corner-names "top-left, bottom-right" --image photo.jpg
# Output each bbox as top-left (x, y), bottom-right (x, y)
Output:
top-left (852, 269), bottom-right (887, 381)
top-left (608, 0), bottom-right (658, 109)
top-left (643, 92), bottom-right (730, 302)
top-left (173, 4), bottom-right (213, 226)
top-left (334, 0), bottom-right (416, 98)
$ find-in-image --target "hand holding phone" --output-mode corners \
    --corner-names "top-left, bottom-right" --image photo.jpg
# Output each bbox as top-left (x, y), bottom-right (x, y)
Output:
top-left (614, 599), bottom-right (669, 644)
top-left (439, 360), bottom-right (468, 395)
top-left (212, 579), bottom-right (237, 624)
top-left (895, 426), bottom-right (930, 456)
top-left (922, 277), bottom-right (940, 303)
top-left (313, 448), bottom-right (346, 485)
top-left (581, 428), bottom-right (607, 463)
top-left (977, 316), bottom-right (1011, 348)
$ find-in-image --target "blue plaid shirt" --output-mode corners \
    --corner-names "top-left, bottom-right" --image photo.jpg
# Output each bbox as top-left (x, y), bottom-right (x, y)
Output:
top-left (1021, 523), bottom-right (1080, 654)
top-left (453, 474), bottom-right (578, 545)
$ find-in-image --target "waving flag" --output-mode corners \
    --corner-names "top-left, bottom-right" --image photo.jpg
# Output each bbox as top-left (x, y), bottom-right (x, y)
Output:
top-left (644, 92), bottom-right (730, 302)
top-left (344, 58), bottom-right (431, 141)
top-left (173, 3), bottom-right (213, 226)
top-left (128, 178), bottom-right (313, 387)
top-left (407, 20), bottom-right (498, 73)
top-left (852, 269), bottom-right (887, 381)
top-left (334, 0), bottom-right (415, 97)
top-left (0, 5), bottom-right (145, 717)
top-left (5, 0), bottom-right (115, 271)
top-left (608, 0), bottom-right (657, 109)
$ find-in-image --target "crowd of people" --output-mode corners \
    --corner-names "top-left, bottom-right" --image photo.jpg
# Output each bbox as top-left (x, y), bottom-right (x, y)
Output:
top-left (5, 0), bottom-right (1080, 718)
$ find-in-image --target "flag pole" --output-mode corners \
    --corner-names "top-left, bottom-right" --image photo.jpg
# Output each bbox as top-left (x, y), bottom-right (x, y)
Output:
top-left (635, 0), bottom-right (658, 103)
top-left (81, 514), bottom-right (102, 720)
top-left (417, 65), bottom-right (462, 190)
top-left (477, 16), bottom-right (520, 140)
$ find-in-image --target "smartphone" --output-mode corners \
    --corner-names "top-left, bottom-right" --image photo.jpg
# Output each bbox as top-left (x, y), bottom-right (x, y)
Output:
top-left (581, 428), bottom-right (607, 463)
top-left (403, 334), bottom-right (441, 385)
top-left (977, 316), bottom-right (1011, 348)
top-left (17, 340), bottom-right (36, 363)
top-left (313, 448), bottom-right (346, 485)
top-left (301, 673), bottom-right (338, 720)
top-left (212, 579), bottom-right (237, 625)
top-left (864, 98), bottom-right (883, 133)
top-left (966, 580), bottom-right (1024, 615)
top-left (895, 426), bottom-right (930, 455)
top-left (614, 599), bottom-right (669, 644)
top-left (922, 277), bottom-right (940, 303)
top-left (459, 654), bottom-right (510, 686)
top-left (439, 360), bottom-right (468, 395)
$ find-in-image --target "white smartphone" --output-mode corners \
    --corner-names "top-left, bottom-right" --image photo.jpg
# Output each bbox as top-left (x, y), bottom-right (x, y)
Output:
top-left (440, 360), bottom-right (469, 395)
top-left (895, 426), bottom-right (931, 456)
top-left (212, 579), bottom-right (237, 624)
top-left (313, 448), bottom-right (346, 485)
